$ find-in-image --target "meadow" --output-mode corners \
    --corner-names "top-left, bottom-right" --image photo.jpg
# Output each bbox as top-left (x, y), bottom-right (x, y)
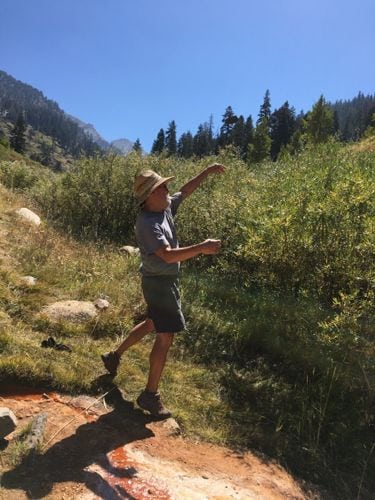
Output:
top-left (0, 139), bottom-right (374, 498)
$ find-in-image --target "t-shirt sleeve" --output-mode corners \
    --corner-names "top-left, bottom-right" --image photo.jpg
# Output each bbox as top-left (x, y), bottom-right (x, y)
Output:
top-left (170, 192), bottom-right (183, 216)
top-left (141, 222), bottom-right (169, 253)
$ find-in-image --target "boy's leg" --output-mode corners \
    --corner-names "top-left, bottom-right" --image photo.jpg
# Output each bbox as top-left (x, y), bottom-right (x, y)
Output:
top-left (101, 318), bottom-right (154, 376)
top-left (137, 333), bottom-right (175, 418)
top-left (146, 332), bottom-right (174, 392)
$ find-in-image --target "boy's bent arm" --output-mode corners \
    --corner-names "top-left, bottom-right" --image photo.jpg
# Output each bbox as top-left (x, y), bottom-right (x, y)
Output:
top-left (155, 240), bottom-right (221, 263)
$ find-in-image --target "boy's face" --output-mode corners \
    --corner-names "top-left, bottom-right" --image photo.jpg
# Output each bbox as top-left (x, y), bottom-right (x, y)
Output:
top-left (148, 182), bottom-right (170, 211)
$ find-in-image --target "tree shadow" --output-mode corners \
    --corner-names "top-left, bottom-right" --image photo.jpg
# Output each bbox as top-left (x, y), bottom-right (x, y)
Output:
top-left (1, 378), bottom-right (157, 499)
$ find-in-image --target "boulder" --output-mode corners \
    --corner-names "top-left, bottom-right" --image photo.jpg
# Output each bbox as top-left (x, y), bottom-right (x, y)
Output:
top-left (15, 208), bottom-right (41, 226)
top-left (42, 300), bottom-right (98, 323)
top-left (20, 276), bottom-right (37, 286)
top-left (0, 407), bottom-right (18, 438)
top-left (119, 245), bottom-right (140, 256)
top-left (23, 413), bottom-right (47, 450)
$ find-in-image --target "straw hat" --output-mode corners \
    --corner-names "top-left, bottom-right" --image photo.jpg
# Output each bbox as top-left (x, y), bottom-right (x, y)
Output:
top-left (134, 170), bottom-right (174, 205)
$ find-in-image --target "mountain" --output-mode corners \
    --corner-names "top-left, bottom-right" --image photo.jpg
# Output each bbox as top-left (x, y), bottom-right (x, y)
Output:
top-left (67, 115), bottom-right (110, 150)
top-left (110, 138), bottom-right (133, 154)
top-left (67, 115), bottom-right (133, 154)
top-left (0, 69), bottom-right (133, 160)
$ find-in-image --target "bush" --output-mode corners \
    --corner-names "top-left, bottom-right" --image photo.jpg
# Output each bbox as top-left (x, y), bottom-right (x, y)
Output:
top-left (0, 160), bottom-right (39, 190)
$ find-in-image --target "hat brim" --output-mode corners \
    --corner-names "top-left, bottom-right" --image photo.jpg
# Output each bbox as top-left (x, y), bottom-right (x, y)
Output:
top-left (138, 175), bottom-right (175, 205)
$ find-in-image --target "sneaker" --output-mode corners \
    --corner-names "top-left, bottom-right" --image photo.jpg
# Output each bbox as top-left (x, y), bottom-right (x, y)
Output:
top-left (101, 351), bottom-right (120, 376)
top-left (136, 390), bottom-right (172, 419)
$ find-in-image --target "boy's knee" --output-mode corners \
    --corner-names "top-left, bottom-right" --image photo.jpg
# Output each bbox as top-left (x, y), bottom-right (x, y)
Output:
top-left (145, 318), bottom-right (155, 331)
top-left (157, 332), bottom-right (174, 346)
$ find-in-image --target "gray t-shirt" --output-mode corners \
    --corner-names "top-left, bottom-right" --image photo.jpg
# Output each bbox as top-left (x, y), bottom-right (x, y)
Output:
top-left (135, 192), bottom-right (183, 276)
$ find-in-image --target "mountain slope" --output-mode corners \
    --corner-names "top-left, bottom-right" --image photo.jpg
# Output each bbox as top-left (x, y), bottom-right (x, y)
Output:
top-left (0, 70), bottom-right (133, 160)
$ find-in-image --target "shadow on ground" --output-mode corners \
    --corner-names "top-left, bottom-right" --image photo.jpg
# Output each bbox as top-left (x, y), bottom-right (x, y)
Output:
top-left (1, 377), bottom-right (156, 499)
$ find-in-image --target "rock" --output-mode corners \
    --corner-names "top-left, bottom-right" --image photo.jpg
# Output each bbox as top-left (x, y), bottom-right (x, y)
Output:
top-left (160, 417), bottom-right (181, 436)
top-left (20, 276), bottom-right (37, 286)
top-left (23, 413), bottom-right (48, 451)
top-left (42, 300), bottom-right (98, 323)
top-left (93, 298), bottom-right (110, 310)
top-left (119, 245), bottom-right (140, 256)
top-left (0, 407), bottom-right (18, 438)
top-left (15, 208), bottom-right (41, 226)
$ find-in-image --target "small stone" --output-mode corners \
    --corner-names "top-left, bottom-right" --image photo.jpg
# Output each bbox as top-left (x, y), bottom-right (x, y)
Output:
top-left (93, 298), bottom-right (110, 310)
top-left (20, 276), bottom-right (37, 286)
top-left (0, 407), bottom-right (18, 438)
top-left (159, 417), bottom-right (181, 436)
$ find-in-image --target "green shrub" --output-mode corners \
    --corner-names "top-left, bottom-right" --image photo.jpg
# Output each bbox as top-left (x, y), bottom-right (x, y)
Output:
top-left (0, 160), bottom-right (38, 190)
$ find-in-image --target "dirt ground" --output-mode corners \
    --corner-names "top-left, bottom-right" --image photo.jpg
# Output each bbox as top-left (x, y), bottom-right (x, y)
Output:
top-left (0, 382), bottom-right (315, 500)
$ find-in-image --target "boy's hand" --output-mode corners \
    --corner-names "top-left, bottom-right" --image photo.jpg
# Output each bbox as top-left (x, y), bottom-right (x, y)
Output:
top-left (206, 163), bottom-right (225, 175)
top-left (200, 239), bottom-right (221, 255)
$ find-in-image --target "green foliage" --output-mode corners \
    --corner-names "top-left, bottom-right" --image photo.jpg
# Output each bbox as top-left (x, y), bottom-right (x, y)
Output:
top-left (10, 113), bottom-right (26, 154)
top-left (241, 142), bottom-right (374, 305)
top-left (305, 95), bottom-right (334, 144)
top-left (248, 117), bottom-right (272, 163)
top-left (32, 153), bottom-right (141, 242)
top-left (132, 138), bottom-right (142, 153)
top-left (0, 160), bottom-right (39, 190)
top-left (363, 112), bottom-right (375, 138)
top-left (165, 120), bottom-right (177, 156)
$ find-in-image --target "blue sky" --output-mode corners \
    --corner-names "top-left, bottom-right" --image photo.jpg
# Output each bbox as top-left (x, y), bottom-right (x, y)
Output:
top-left (1, 0), bottom-right (374, 151)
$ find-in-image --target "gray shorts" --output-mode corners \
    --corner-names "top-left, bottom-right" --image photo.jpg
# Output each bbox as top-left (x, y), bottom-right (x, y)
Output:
top-left (141, 275), bottom-right (186, 333)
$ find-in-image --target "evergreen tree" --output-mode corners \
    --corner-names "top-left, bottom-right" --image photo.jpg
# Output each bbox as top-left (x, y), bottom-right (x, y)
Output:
top-left (193, 124), bottom-right (210, 157)
top-left (151, 128), bottom-right (165, 155)
top-left (165, 120), bottom-right (177, 156)
top-left (243, 115), bottom-right (254, 158)
top-left (257, 89), bottom-right (271, 126)
top-left (305, 95), bottom-right (334, 144)
top-left (39, 140), bottom-right (54, 166)
top-left (10, 113), bottom-right (26, 153)
top-left (218, 106), bottom-right (238, 148)
top-left (231, 115), bottom-right (245, 151)
top-left (132, 138), bottom-right (142, 153)
top-left (177, 131), bottom-right (194, 158)
top-left (333, 110), bottom-right (340, 137)
top-left (270, 101), bottom-right (297, 159)
top-left (249, 117), bottom-right (271, 163)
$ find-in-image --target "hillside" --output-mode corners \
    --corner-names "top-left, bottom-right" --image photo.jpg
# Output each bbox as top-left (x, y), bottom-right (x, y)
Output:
top-left (0, 70), bottom-right (133, 167)
top-left (0, 181), bottom-right (313, 499)
top-left (0, 138), bottom-right (374, 499)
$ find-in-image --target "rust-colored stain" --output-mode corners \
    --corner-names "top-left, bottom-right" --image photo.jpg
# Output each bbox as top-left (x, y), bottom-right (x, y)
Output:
top-left (104, 446), bottom-right (171, 499)
top-left (0, 384), bottom-right (59, 401)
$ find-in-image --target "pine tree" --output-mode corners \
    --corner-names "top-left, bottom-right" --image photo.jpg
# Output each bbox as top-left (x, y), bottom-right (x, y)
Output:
top-left (192, 125), bottom-right (210, 157)
top-left (257, 89), bottom-right (271, 126)
top-left (249, 117), bottom-right (271, 163)
top-left (243, 115), bottom-right (254, 159)
top-left (177, 132), bottom-right (194, 158)
top-left (231, 115), bottom-right (245, 151)
top-left (132, 138), bottom-right (142, 153)
top-left (305, 95), bottom-right (334, 144)
top-left (151, 128), bottom-right (165, 155)
top-left (10, 113), bottom-right (26, 153)
top-left (270, 101), bottom-right (297, 159)
top-left (165, 120), bottom-right (177, 156)
top-left (218, 106), bottom-right (238, 148)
